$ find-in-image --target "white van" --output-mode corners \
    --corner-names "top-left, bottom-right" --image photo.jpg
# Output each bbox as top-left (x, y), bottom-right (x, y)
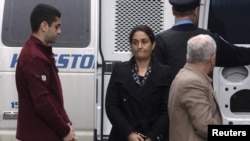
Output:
top-left (0, 0), bottom-right (175, 140)
top-left (1, 0), bottom-right (250, 141)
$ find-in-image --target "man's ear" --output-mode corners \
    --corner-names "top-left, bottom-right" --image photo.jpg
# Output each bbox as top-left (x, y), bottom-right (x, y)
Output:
top-left (211, 53), bottom-right (216, 65)
top-left (40, 21), bottom-right (48, 32)
top-left (195, 7), bottom-right (200, 15)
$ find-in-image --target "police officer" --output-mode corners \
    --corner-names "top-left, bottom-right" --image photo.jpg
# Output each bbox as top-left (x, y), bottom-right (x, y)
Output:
top-left (154, 0), bottom-right (250, 78)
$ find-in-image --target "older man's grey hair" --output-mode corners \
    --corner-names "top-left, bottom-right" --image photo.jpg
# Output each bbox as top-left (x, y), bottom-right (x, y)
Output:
top-left (187, 34), bottom-right (216, 63)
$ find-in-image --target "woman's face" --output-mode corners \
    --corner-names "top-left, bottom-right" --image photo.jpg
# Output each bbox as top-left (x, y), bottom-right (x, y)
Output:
top-left (131, 31), bottom-right (155, 61)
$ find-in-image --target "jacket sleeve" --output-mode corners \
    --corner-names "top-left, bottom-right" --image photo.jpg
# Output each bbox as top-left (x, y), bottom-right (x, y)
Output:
top-left (147, 86), bottom-right (169, 141)
top-left (181, 79), bottom-right (221, 139)
top-left (211, 31), bottom-right (250, 67)
top-left (23, 57), bottom-right (70, 138)
top-left (105, 63), bottom-right (135, 139)
top-left (146, 66), bottom-right (172, 141)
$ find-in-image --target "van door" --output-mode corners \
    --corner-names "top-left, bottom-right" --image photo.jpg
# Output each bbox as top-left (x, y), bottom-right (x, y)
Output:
top-left (200, 0), bottom-right (250, 125)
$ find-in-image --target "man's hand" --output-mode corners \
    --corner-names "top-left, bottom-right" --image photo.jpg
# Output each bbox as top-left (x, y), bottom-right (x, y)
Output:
top-left (63, 125), bottom-right (77, 141)
top-left (128, 132), bottom-right (144, 141)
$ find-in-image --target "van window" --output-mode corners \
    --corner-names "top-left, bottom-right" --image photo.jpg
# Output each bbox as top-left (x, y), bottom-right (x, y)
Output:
top-left (208, 0), bottom-right (250, 44)
top-left (2, 0), bottom-right (90, 47)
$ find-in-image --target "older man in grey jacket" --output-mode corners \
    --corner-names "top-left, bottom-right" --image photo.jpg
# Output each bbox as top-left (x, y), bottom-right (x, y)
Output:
top-left (168, 34), bottom-right (222, 141)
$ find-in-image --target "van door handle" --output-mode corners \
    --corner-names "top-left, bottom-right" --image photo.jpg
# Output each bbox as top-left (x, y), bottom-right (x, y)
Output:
top-left (104, 61), bottom-right (121, 74)
top-left (3, 111), bottom-right (18, 119)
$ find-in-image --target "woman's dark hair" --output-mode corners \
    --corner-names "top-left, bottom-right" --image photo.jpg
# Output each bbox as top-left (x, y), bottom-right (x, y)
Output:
top-left (30, 3), bottom-right (61, 33)
top-left (129, 25), bottom-right (155, 44)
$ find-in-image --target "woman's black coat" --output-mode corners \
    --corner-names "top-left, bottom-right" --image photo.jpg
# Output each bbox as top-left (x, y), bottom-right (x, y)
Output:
top-left (105, 57), bottom-right (172, 141)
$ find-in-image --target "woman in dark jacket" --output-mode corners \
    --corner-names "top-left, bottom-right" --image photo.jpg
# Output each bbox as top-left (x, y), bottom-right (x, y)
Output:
top-left (105, 25), bottom-right (172, 141)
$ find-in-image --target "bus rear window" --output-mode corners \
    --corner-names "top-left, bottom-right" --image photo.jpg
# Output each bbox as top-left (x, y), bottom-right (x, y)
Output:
top-left (2, 0), bottom-right (90, 48)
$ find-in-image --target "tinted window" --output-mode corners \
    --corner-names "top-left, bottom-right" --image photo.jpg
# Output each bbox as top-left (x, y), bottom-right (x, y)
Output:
top-left (2, 0), bottom-right (90, 47)
top-left (231, 90), bottom-right (250, 112)
top-left (208, 0), bottom-right (250, 44)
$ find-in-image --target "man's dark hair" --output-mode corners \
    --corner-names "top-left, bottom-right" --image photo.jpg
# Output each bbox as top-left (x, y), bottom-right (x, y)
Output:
top-left (30, 3), bottom-right (61, 33)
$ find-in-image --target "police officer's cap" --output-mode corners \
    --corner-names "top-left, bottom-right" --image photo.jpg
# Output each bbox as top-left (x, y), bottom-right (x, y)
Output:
top-left (169, 0), bottom-right (200, 12)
